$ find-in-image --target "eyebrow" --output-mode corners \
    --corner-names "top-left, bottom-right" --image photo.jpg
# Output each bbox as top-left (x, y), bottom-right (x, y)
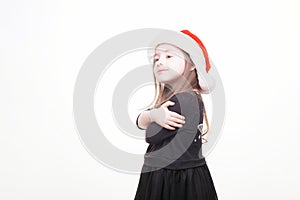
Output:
top-left (154, 49), bottom-right (173, 57)
top-left (154, 50), bottom-right (184, 59)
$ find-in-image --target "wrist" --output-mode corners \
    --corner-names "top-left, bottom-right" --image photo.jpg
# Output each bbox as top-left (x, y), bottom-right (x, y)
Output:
top-left (148, 108), bottom-right (155, 123)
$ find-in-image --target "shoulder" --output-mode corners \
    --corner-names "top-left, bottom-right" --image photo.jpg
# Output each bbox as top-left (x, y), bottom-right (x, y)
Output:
top-left (169, 91), bottom-right (200, 111)
top-left (171, 91), bottom-right (199, 103)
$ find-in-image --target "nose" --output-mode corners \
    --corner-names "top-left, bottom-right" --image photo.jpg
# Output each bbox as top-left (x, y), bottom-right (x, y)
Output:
top-left (156, 57), bottom-right (165, 66)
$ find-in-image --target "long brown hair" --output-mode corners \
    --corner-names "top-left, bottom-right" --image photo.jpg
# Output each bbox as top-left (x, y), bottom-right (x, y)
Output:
top-left (146, 43), bottom-right (209, 144)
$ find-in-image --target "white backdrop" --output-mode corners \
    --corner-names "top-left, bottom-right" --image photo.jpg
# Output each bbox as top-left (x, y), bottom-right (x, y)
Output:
top-left (1, 0), bottom-right (299, 199)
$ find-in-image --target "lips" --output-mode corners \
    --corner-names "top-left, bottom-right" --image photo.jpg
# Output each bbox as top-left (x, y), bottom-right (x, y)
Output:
top-left (157, 69), bottom-right (168, 73)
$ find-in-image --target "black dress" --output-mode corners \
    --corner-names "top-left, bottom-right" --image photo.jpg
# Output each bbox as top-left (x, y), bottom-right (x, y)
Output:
top-left (134, 91), bottom-right (218, 200)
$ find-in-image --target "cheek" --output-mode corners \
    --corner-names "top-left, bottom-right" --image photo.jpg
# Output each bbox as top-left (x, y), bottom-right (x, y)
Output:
top-left (174, 60), bottom-right (185, 74)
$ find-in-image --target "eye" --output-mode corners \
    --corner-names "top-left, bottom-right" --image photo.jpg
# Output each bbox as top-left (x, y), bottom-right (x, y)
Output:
top-left (154, 58), bottom-right (159, 62)
top-left (166, 55), bottom-right (173, 59)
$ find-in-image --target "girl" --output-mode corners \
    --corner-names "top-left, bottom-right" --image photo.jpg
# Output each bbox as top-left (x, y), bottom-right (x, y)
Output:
top-left (134, 30), bottom-right (218, 200)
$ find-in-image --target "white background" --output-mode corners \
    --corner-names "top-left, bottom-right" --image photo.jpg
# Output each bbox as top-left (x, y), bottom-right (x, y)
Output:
top-left (1, 0), bottom-right (299, 199)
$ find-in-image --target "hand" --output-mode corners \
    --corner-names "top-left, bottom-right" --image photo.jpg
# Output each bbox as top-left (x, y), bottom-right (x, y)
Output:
top-left (149, 101), bottom-right (186, 130)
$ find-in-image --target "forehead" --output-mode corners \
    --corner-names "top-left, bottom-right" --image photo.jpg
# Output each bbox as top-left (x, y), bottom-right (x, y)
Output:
top-left (154, 43), bottom-right (185, 58)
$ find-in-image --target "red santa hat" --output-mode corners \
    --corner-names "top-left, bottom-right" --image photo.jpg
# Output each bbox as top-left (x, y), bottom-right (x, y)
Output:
top-left (180, 30), bottom-right (211, 73)
top-left (148, 29), bottom-right (216, 94)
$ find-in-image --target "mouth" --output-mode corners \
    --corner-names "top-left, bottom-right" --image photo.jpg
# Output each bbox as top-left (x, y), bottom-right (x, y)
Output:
top-left (157, 69), bottom-right (168, 73)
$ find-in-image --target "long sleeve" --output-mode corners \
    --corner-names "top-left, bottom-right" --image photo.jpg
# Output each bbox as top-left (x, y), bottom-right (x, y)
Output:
top-left (145, 92), bottom-right (201, 144)
top-left (135, 108), bottom-right (152, 130)
top-left (143, 91), bottom-right (204, 169)
top-left (136, 112), bottom-right (145, 130)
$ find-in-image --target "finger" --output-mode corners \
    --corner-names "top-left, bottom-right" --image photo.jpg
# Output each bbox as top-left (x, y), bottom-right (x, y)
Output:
top-left (164, 118), bottom-right (183, 128)
top-left (169, 116), bottom-right (185, 125)
top-left (163, 124), bottom-right (176, 130)
top-left (170, 111), bottom-right (185, 120)
top-left (167, 120), bottom-right (183, 128)
top-left (162, 101), bottom-right (175, 108)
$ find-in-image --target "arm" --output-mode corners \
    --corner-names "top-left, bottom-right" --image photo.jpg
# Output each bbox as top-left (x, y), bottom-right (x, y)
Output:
top-left (145, 92), bottom-right (200, 144)
top-left (136, 109), bottom-right (153, 130)
top-left (136, 102), bottom-right (186, 130)
top-left (143, 92), bottom-right (202, 167)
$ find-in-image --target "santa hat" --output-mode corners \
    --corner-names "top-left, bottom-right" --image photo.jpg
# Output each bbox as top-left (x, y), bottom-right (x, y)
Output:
top-left (148, 29), bottom-right (216, 94)
top-left (180, 30), bottom-right (211, 73)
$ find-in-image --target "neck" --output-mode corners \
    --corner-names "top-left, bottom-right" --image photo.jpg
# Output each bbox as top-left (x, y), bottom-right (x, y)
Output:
top-left (165, 76), bottom-right (193, 94)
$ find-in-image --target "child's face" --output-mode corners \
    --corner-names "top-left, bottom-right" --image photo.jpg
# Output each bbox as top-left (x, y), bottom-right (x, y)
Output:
top-left (153, 44), bottom-right (186, 84)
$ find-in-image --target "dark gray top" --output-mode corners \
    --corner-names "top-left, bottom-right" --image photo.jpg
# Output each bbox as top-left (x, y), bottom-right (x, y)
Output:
top-left (136, 91), bottom-right (206, 170)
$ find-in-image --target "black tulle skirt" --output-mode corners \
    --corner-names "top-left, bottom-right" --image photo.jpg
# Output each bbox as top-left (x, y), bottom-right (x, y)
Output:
top-left (134, 164), bottom-right (218, 200)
